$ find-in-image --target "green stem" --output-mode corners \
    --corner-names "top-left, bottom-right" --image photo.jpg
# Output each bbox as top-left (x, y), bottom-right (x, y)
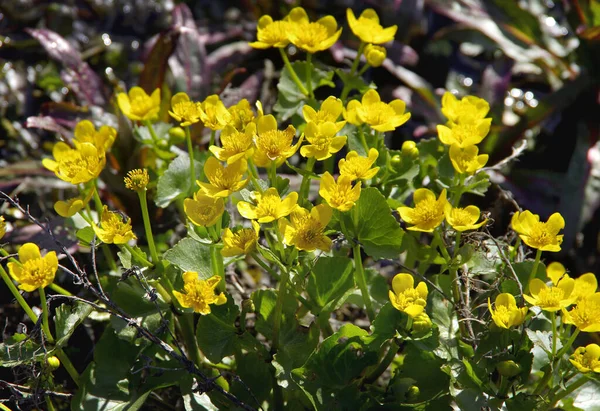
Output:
top-left (357, 63), bottom-right (370, 76)
top-left (247, 158), bottom-right (264, 194)
top-left (92, 181), bottom-right (104, 217)
top-left (551, 312), bottom-right (557, 384)
top-left (527, 249), bottom-right (543, 293)
top-left (268, 161), bottom-right (278, 188)
top-left (452, 173), bottom-right (466, 206)
top-left (143, 120), bottom-right (159, 143)
top-left (185, 126), bottom-right (196, 194)
top-left (49, 283), bottom-right (72, 296)
top-left (511, 237), bottom-right (522, 261)
top-left (251, 252), bottom-right (280, 280)
top-left (555, 328), bottom-right (580, 361)
top-left (340, 42), bottom-right (365, 102)
top-left (138, 190), bottom-right (160, 263)
top-left (550, 376), bottom-right (589, 408)
top-left (358, 127), bottom-right (369, 153)
top-left (278, 48), bottom-right (309, 96)
top-left (55, 350), bottom-right (80, 386)
top-left (0, 264), bottom-right (38, 323)
top-left (210, 244), bottom-right (225, 291)
top-left (298, 157), bottom-right (316, 205)
top-left (353, 243), bottom-right (375, 322)
top-left (122, 243), bottom-right (153, 267)
top-left (272, 266), bottom-right (290, 351)
top-left (364, 341), bottom-right (399, 384)
top-left (178, 314), bottom-right (203, 368)
top-left (306, 52), bottom-right (314, 98)
top-left (209, 130), bottom-right (216, 147)
top-left (39, 287), bottom-right (54, 344)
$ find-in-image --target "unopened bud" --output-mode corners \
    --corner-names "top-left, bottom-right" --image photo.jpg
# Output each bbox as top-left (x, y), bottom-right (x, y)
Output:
top-left (412, 312), bottom-right (432, 334)
top-left (406, 385), bottom-right (420, 401)
top-left (496, 360), bottom-right (521, 378)
top-left (364, 44), bottom-right (386, 67)
top-left (0, 216), bottom-right (6, 240)
top-left (401, 141), bottom-right (419, 158)
top-left (46, 356), bottom-right (61, 371)
top-left (168, 127), bottom-right (186, 144)
top-left (391, 155), bottom-right (402, 167)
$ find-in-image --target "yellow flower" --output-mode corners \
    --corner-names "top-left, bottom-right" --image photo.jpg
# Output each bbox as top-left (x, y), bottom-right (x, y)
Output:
top-left (54, 189), bottom-right (94, 218)
top-left (249, 15), bottom-right (290, 49)
top-left (221, 221), bottom-right (260, 257)
top-left (73, 120), bottom-right (116, 153)
top-left (302, 96), bottom-right (345, 130)
top-left (441, 92), bottom-right (490, 125)
top-left (184, 192), bottom-right (225, 227)
top-left (546, 262), bottom-right (597, 303)
top-left (562, 293), bottom-right (600, 332)
top-left (487, 293), bottom-right (527, 329)
top-left (7, 243), bottom-right (58, 292)
top-left (93, 206), bottom-right (137, 244)
top-left (449, 144), bottom-right (489, 174)
top-left (364, 44), bottom-right (386, 67)
top-left (199, 95), bottom-right (232, 130)
top-left (344, 89), bottom-right (410, 132)
top-left (511, 210), bottom-right (565, 252)
top-left (570, 344), bottom-right (600, 373)
top-left (523, 278), bottom-right (575, 312)
top-left (300, 121), bottom-right (347, 160)
top-left (124, 169), bottom-right (150, 191)
top-left (444, 204), bottom-right (487, 232)
top-left (338, 148), bottom-right (379, 181)
top-left (389, 273), bottom-right (428, 318)
top-left (346, 8), bottom-right (397, 44)
top-left (198, 157), bottom-right (248, 198)
top-left (169, 92), bottom-right (202, 127)
top-left (210, 124), bottom-right (256, 165)
top-left (398, 188), bottom-right (447, 232)
top-left (437, 120), bottom-right (491, 148)
top-left (279, 204), bottom-right (332, 252)
top-left (117, 87), bottom-right (161, 121)
top-left (42, 142), bottom-right (105, 185)
top-left (227, 99), bottom-right (255, 131)
top-left (319, 172), bottom-right (361, 212)
top-left (287, 7), bottom-right (342, 53)
top-left (237, 188), bottom-right (298, 223)
top-left (173, 272), bottom-right (227, 315)
top-left (0, 216), bottom-right (5, 239)
top-left (253, 115), bottom-right (302, 168)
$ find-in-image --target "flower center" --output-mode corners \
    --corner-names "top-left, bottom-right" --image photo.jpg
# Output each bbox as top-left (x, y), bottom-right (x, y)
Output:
top-left (257, 130), bottom-right (292, 160)
top-left (528, 222), bottom-right (554, 247)
top-left (570, 300), bottom-right (600, 327)
top-left (450, 208), bottom-right (474, 226)
top-left (259, 21), bottom-right (289, 44)
top-left (22, 259), bottom-right (50, 284)
top-left (131, 95), bottom-right (155, 117)
top-left (536, 287), bottom-right (566, 307)
top-left (173, 101), bottom-right (201, 121)
top-left (393, 289), bottom-right (425, 310)
top-left (413, 198), bottom-right (442, 224)
top-left (492, 305), bottom-right (511, 325)
top-left (451, 123), bottom-right (479, 144)
top-left (359, 102), bottom-right (396, 126)
top-left (293, 22), bottom-right (330, 47)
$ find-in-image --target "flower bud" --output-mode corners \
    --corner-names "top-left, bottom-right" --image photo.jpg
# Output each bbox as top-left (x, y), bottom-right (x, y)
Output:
top-left (391, 155), bottom-right (402, 167)
top-left (406, 385), bottom-right (420, 401)
top-left (46, 356), bottom-right (61, 371)
top-left (496, 360), bottom-right (521, 378)
top-left (412, 312), bottom-right (432, 334)
top-left (364, 44), bottom-right (386, 67)
top-left (401, 141), bottom-right (419, 158)
top-left (168, 127), bottom-right (186, 144)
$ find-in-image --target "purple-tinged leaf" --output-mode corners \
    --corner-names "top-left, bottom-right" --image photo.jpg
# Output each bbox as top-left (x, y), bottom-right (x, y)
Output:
top-left (25, 116), bottom-right (72, 140)
top-left (207, 41), bottom-right (253, 76)
top-left (25, 28), bottom-right (82, 69)
top-left (139, 29), bottom-right (179, 95)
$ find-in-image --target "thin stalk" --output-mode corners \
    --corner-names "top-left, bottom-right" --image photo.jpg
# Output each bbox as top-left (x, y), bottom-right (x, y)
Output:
top-left (49, 283), bottom-right (72, 296)
top-left (278, 48), bottom-right (309, 96)
top-left (247, 158), bottom-right (264, 194)
top-left (306, 52), bottom-right (314, 98)
top-left (551, 312), bottom-right (558, 385)
top-left (358, 127), bottom-right (369, 153)
top-left (527, 249), bottom-right (543, 293)
top-left (340, 42), bottom-right (365, 102)
top-left (209, 130), bottom-right (216, 147)
top-left (137, 190), bottom-right (159, 263)
top-left (92, 181), bottom-right (104, 217)
top-left (251, 252), bottom-right (280, 281)
top-left (549, 376), bottom-right (589, 408)
top-left (143, 120), bottom-right (160, 143)
top-left (268, 161), bottom-right (278, 188)
top-left (452, 173), bottom-right (465, 206)
top-left (122, 243), bottom-right (153, 267)
top-left (54, 350), bottom-right (80, 386)
top-left (298, 157), bottom-right (316, 204)
top-left (210, 244), bottom-right (225, 291)
top-left (0, 264), bottom-right (38, 322)
top-left (357, 63), bottom-right (370, 76)
top-left (177, 314), bottom-right (204, 368)
top-left (353, 243), bottom-right (375, 322)
top-left (39, 287), bottom-right (54, 344)
top-left (184, 127), bottom-right (196, 193)
top-left (364, 341), bottom-right (399, 384)
top-left (555, 328), bottom-right (580, 360)
top-left (272, 266), bottom-right (290, 351)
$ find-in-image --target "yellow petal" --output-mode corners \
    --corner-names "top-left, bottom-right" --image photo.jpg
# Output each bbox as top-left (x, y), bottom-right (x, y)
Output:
top-left (392, 273), bottom-right (414, 295)
top-left (19, 243), bottom-right (41, 263)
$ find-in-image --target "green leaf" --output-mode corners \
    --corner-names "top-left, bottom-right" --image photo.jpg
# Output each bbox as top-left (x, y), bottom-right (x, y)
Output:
top-left (430, 288), bottom-right (459, 360)
top-left (76, 226), bottom-right (95, 245)
top-left (163, 237), bottom-right (213, 280)
top-left (54, 301), bottom-right (93, 348)
top-left (231, 351), bottom-right (273, 406)
top-left (0, 334), bottom-right (46, 367)
top-left (335, 69), bottom-right (372, 95)
top-left (512, 261), bottom-right (547, 285)
top-left (396, 342), bottom-right (451, 401)
top-left (337, 188), bottom-right (404, 259)
top-left (273, 93), bottom-right (304, 122)
top-left (465, 171), bottom-right (491, 196)
top-left (155, 152), bottom-right (205, 208)
top-left (277, 61), bottom-right (334, 103)
top-left (363, 302), bottom-right (404, 348)
top-left (306, 256), bottom-right (354, 310)
top-left (252, 289), bottom-right (297, 339)
top-left (196, 297), bottom-right (239, 363)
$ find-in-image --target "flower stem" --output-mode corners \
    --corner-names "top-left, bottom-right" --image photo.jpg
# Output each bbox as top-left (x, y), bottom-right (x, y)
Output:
top-left (122, 243), bottom-right (153, 267)
top-left (92, 181), bottom-right (104, 218)
top-left (527, 249), bottom-right (543, 293)
top-left (209, 130), bottom-right (216, 147)
top-left (555, 328), bottom-right (580, 361)
top-left (0, 263), bottom-right (38, 323)
top-left (340, 42), bottom-right (365, 102)
top-left (364, 341), bottom-right (399, 384)
top-left (247, 158), bottom-right (264, 194)
top-left (278, 48), bottom-right (309, 96)
top-left (184, 126), bottom-right (196, 194)
top-left (54, 350), bottom-right (80, 386)
top-left (268, 161), bottom-right (278, 188)
top-left (137, 190), bottom-right (159, 264)
top-left (298, 157), bottom-right (316, 205)
top-left (306, 52), bottom-right (314, 99)
top-left (549, 375), bottom-right (589, 408)
top-left (272, 266), bottom-right (290, 352)
top-left (550, 312), bottom-right (558, 385)
top-left (353, 243), bottom-right (375, 322)
top-left (143, 120), bottom-right (159, 143)
top-left (39, 287), bottom-right (54, 344)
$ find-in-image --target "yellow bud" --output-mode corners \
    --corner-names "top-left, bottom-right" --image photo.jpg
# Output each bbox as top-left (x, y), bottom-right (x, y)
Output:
top-left (496, 360), bottom-right (521, 378)
top-left (406, 386), bottom-right (420, 401)
top-left (411, 312), bottom-right (432, 334)
top-left (124, 169), bottom-right (149, 191)
top-left (0, 216), bottom-right (6, 240)
top-left (46, 356), bottom-right (61, 371)
top-left (169, 127), bottom-right (186, 144)
top-left (390, 154), bottom-right (402, 167)
top-left (401, 141), bottom-right (419, 158)
top-left (364, 44), bottom-right (386, 67)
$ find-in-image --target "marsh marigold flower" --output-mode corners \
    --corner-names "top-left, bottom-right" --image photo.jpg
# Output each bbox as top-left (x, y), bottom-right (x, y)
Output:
top-left (54, 189), bottom-right (94, 218)
top-left (389, 273), bottom-right (428, 318)
top-left (437, 121), bottom-right (491, 148)
top-left (199, 95), bottom-right (232, 130)
top-left (124, 169), bottom-right (150, 191)
top-left (198, 157), bottom-right (248, 198)
top-left (511, 210), bottom-right (565, 252)
top-left (227, 99), bottom-right (256, 131)
top-left (237, 188), bottom-right (298, 223)
top-left (339, 148), bottom-right (380, 181)
top-left (43, 142), bottom-right (105, 185)
top-left (94, 206), bottom-right (137, 244)
top-left (302, 96), bottom-right (345, 130)
top-left (210, 123), bottom-right (256, 165)
top-left (524, 278), bottom-right (575, 312)
top-left (546, 262), bottom-right (597, 303)
top-left (173, 272), bottom-right (227, 314)
top-left (73, 120), bottom-right (116, 153)
top-left (364, 44), bottom-right (386, 67)
top-left (398, 188), bottom-right (447, 232)
top-left (253, 115), bottom-right (302, 168)
top-left (487, 293), bottom-right (527, 329)
top-left (184, 192), bottom-right (225, 227)
top-left (279, 204), bottom-right (332, 252)
top-left (345, 89), bottom-right (410, 132)
top-left (221, 221), bottom-right (260, 257)
top-left (249, 15), bottom-right (290, 49)
top-left (169, 92), bottom-right (202, 127)
top-left (319, 172), bottom-right (361, 212)
top-left (441, 92), bottom-right (490, 125)
top-left (300, 121), bottom-right (347, 161)
top-left (346, 8), bottom-right (397, 44)
top-left (7, 243), bottom-right (58, 292)
top-left (117, 87), bottom-right (161, 121)
top-left (287, 7), bottom-right (342, 53)
top-left (449, 144), bottom-right (488, 174)
top-left (562, 293), bottom-right (600, 332)
top-left (570, 344), bottom-right (600, 373)
top-left (444, 204), bottom-right (487, 232)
